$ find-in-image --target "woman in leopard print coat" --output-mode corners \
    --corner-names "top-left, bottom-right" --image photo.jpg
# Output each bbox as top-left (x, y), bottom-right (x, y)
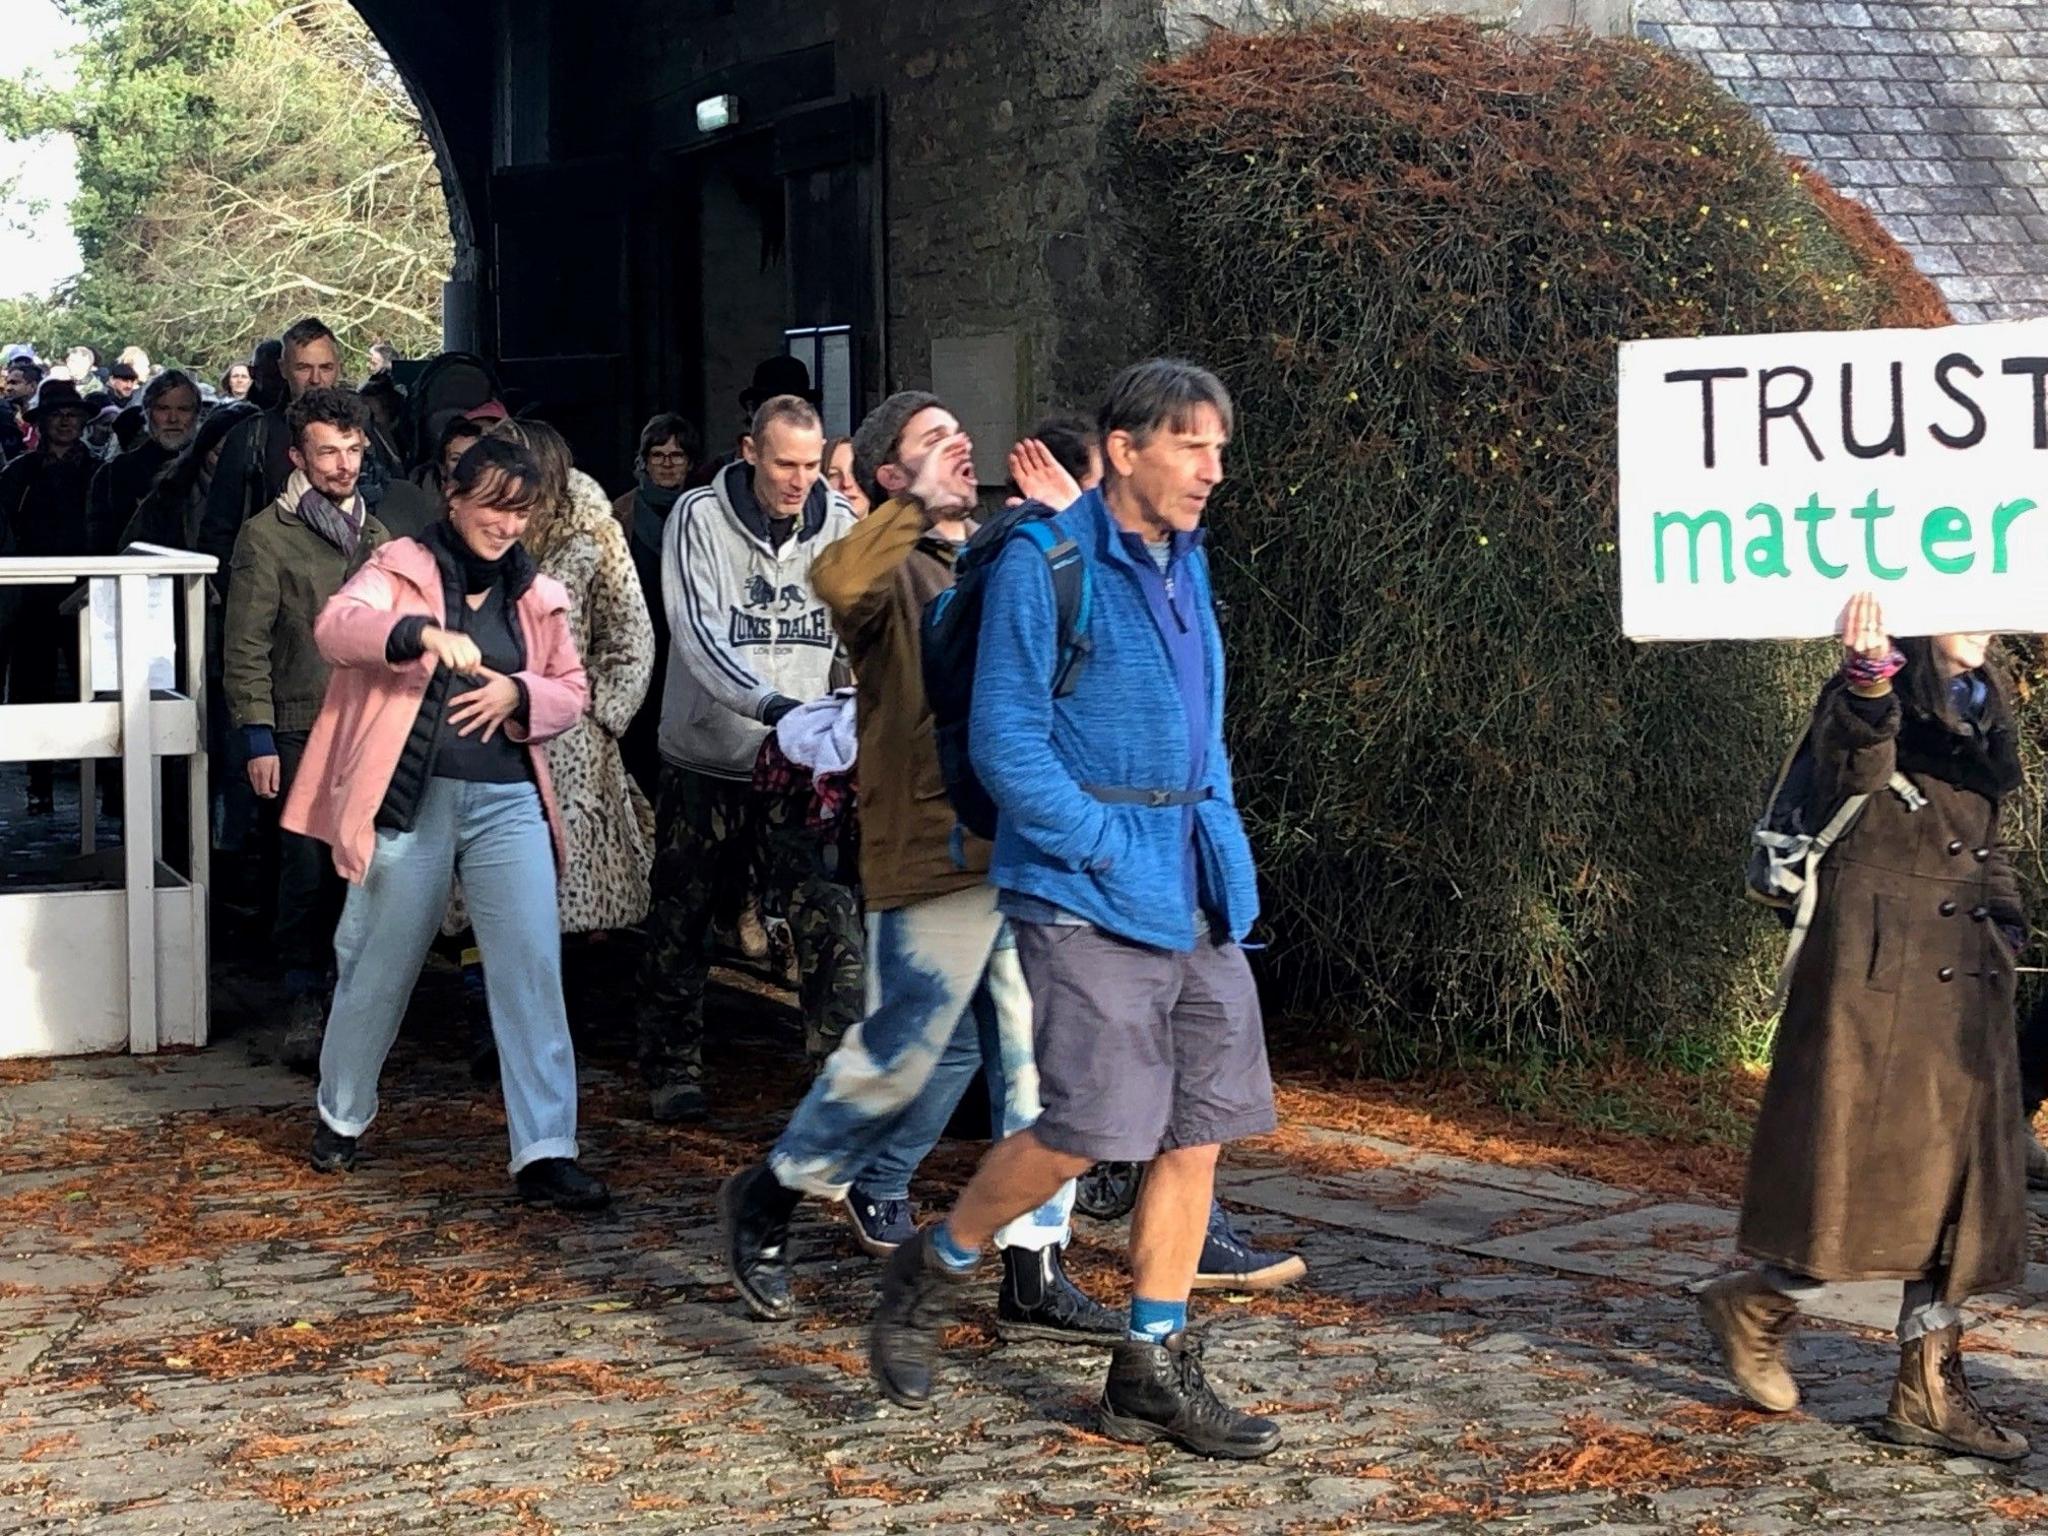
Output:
top-left (491, 421), bottom-right (656, 933)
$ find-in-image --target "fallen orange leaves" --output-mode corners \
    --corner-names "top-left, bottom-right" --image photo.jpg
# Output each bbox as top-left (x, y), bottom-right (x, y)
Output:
top-left (1501, 1414), bottom-right (1764, 1495)
top-left (462, 1350), bottom-right (667, 1402)
top-left (1270, 1062), bottom-right (1759, 1204)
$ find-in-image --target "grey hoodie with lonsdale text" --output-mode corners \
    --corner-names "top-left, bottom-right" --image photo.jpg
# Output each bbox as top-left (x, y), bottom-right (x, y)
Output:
top-left (656, 459), bottom-right (855, 780)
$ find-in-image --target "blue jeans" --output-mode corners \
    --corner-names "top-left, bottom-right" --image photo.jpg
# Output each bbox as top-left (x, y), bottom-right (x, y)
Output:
top-left (769, 883), bottom-right (1071, 1252)
top-left (317, 779), bottom-right (580, 1174)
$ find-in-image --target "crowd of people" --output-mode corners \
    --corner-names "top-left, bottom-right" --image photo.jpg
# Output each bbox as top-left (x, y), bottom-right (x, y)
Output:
top-left (0, 323), bottom-right (1308, 1456)
top-left (2, 318), bottom-right (2041, 1466)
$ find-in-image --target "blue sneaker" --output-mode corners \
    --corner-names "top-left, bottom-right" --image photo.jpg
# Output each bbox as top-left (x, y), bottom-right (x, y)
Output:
top-left (1195, 1203), bottom-right (1307, 1292)
top-left (843, 1186), bottom-right (918, 1257)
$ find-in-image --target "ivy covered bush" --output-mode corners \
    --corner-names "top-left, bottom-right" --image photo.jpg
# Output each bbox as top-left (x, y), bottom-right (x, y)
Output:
top-left (1123, 17), bottom-right (1957, 1070)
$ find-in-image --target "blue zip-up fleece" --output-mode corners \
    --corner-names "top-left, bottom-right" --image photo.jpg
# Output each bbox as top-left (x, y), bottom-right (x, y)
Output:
top-left (969, 487), bottom-right (1259, 951)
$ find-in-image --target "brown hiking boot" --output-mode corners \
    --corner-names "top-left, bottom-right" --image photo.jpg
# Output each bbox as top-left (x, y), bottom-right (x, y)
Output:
top-left (1881, 1323), bottom-right (2029, 1462)
top-left (1699, 1270), bottom-right (1801, 1412)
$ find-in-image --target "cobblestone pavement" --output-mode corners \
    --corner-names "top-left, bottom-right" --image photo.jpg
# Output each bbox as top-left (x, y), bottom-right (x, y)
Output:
top-left (7, 970), bottom-right (2048, 1535)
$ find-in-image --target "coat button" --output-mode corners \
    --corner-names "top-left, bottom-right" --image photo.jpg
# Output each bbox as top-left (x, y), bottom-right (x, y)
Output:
top-left (1973, 848), bottom-right (1990, 862)
top-left (1948, 840), bottom-right (1965, 855)
top-left (1971, 906), bottom-right (1989, 921)
top-left (1940, 900), bottom-right (1958, 917)
top-left (1938, 967), bottom-right (1956, 982)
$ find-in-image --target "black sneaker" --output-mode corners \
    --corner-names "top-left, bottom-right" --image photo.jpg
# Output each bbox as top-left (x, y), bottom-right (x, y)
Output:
top-left (1194, 1203), bottom-right (1307, 1292)
top-left (1099, 1331), bottom-right (1282, 1460)
top-left (279, 994), bottom-right (325, 1076)
top-left (997, 1244), bottom-right (1125, 1344)
top-left (870, 1227), bottom-right (980, 1410)
top-left (310, 1121), bottom-right (357, 1174)
top-left (719, 1165), bottom-right (801, 1321)
top-left (515, 1158), bottom-right (612, 1211)
top-left (843, 1186), bottom-right (917, 1257)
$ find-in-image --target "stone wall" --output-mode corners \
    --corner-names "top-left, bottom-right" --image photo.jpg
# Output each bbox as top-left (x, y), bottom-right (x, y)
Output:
top-left (532, 0), bottom-right (1650, 455)
top-left (841, 0), bottom-right (1170, 425)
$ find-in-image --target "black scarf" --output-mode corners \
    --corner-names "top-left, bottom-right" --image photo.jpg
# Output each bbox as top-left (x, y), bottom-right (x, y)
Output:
top-left (424, 517), bottom-right (534, 599)
top-left (1896, 672), bottom-right (2023, 803)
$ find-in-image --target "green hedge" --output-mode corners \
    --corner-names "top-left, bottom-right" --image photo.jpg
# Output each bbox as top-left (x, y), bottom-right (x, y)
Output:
top-left (1122, 17), bottom-right (1959, 1071)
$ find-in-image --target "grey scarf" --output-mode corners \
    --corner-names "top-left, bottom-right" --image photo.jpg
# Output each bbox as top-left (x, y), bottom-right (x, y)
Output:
top-left (285, 468), bottom-right (365, 557)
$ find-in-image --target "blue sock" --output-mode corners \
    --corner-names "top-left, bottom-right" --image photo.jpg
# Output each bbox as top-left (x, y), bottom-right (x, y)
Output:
top-left (929, 1220), bottom-right (980, 1272)
top-left (1129, 1296), bottom-right (1187, 1343)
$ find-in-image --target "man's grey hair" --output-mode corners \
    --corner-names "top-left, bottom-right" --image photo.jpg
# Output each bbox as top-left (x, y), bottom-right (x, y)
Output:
top-left (1097, 359), bottom-right (1234, 463)
top-left (851, 390), bottom-right (943, 506)
top-left (142, 368), bottom-right (200, 411)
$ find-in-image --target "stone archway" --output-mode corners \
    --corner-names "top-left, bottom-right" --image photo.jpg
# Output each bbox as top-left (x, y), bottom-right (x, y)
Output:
top-left (346, 2), bottom-right (496, 352)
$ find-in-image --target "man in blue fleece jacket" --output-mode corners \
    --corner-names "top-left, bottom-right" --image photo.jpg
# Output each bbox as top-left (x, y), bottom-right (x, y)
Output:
top-left (869, 359), bottom-right (1281, 1460)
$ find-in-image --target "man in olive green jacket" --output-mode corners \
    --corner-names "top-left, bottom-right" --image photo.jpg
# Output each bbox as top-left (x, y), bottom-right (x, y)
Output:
top-left (223, 387), bottom-right (390, 1070)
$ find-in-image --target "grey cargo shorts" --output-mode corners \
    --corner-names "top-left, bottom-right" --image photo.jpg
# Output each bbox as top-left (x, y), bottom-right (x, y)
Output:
top-left (1015, 919), bottom-right (1277, 1164)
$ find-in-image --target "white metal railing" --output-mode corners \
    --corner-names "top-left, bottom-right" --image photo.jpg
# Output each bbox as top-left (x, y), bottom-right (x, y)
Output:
top-left (0, 545), bottom-right (218, 1055)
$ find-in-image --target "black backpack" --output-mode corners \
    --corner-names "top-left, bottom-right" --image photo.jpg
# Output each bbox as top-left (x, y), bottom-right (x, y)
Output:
top-left (400, 351), bottom-right (502, 470)
top-left (920, 502), bottom-right (1092, 842)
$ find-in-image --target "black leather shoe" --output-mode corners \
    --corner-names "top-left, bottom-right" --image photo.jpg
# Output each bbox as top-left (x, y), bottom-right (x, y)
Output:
top-left (718, 1165), bottom-right (801, 1321)
top-left (310, 1121), bottom-right (357, 1174)
top-left (870, 1228), bottom-right (980, 1410)
top-left (997, 1244), bottom-right (1125, 1344)
top-left (515, 1158), bottom-right (612, 1211)
top-left (1099, 1331), bottom-right (1282, 1460)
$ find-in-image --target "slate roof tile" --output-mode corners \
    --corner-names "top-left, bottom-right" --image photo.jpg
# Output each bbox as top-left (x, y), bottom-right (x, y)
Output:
top-left (1640, 0), bottom-right (2048, 320)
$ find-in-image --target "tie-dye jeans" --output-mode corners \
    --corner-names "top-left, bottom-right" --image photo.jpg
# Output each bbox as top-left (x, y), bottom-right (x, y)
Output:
top-left (767, 882), bottom-right (1071, 1252)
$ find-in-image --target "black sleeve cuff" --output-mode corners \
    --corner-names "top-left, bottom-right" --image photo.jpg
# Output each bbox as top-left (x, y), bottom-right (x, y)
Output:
top-left (1821, 681), bottom-right (1900, 743)
top-left (385, 614), bottom-right (431, 663)
top-left (511, 676), bottom-right (531, 726)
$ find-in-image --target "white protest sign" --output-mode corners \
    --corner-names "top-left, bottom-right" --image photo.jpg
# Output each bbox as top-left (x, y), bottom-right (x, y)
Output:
top-left (1618, 319), bottom-right (2048, 640)
top-left (89, 576), bottom-right (177, 693)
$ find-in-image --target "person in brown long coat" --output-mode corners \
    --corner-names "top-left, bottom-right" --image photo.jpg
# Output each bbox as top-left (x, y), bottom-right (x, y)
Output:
top-left (1702, 591), bottom-right (2028, 1461)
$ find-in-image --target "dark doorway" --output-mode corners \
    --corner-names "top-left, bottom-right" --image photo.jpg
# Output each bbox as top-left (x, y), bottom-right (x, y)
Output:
top-left (686, 131), bottom-right (792, 459)
top-left (666, 98), bottom-right (879, 457)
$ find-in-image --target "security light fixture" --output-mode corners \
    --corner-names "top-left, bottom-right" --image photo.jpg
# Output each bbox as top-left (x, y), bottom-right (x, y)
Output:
top-left (696, 95), bottom-right (739, 134)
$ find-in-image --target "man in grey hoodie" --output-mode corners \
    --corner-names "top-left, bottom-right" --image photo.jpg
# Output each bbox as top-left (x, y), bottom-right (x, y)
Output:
top-left (637, 393), bottom-right (858, 1122)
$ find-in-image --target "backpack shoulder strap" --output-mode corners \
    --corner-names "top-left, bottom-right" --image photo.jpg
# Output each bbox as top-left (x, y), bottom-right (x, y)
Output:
top-left (1768, 787), bottom-right (1871, 1012)
top-left (1768, 770), bottom-right (1926, 1011)
top-left (1014, 517), bottom-right (1092, 698)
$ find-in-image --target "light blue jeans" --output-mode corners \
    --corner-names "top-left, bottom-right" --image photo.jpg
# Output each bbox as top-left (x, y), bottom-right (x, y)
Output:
top-left (317, 778), bottom-right (580, 1175)
top-left (769, 882), bottom-right (1071, 1252)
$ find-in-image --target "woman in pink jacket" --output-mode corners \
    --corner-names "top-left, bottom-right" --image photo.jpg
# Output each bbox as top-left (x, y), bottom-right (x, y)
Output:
top-left (282, 436), bottom-right (608, 1210)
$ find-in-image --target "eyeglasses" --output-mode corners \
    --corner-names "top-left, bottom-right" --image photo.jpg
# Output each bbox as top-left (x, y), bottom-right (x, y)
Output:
top-left (647, 450), bottom-right (689, 466)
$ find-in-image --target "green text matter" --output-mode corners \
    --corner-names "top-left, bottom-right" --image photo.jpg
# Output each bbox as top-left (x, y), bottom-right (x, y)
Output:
top-left (1651, 492), bottom-right (2037, 585)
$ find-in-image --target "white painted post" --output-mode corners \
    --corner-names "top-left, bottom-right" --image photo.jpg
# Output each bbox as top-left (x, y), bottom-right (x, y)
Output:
top-left (183, 573), bottom-right (210, 901)
top-left (182, 572), bottom-right (211, 1045)
top-left (117, 572), bottom-right (159, 1056)
top-left (75, 603), bottom-right (95, 857)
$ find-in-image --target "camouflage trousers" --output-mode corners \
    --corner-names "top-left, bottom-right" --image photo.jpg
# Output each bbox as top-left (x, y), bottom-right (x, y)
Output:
top-left (636, 764), bottom-right (864, 1092)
